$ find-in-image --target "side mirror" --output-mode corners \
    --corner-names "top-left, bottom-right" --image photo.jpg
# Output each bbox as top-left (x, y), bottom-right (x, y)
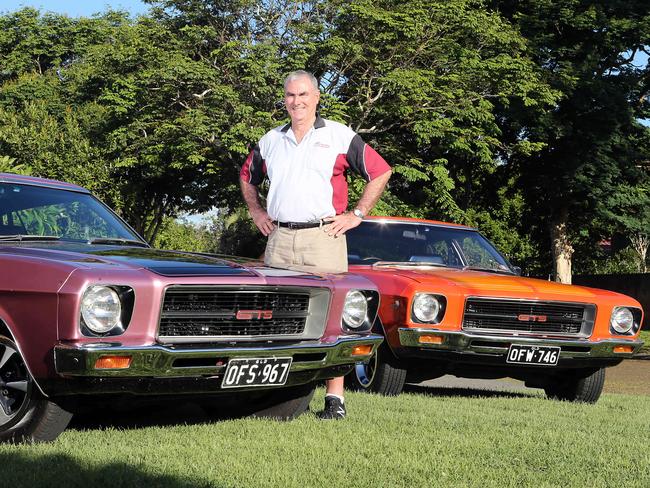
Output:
top-left (511, 266), bottom-right (522, 276)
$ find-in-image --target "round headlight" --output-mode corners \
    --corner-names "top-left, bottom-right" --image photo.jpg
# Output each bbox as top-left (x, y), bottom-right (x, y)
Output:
top-left (610, 307), bottom-right (634, 334)
top-left (342, 290), bottom-right (368, 329)
top-left (81, 285), bottom-right (122, 334)
top-left (412, 294), bottom-right (441, 323)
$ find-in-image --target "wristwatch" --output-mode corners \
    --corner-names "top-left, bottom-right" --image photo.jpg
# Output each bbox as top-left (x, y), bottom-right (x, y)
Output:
top-left (352, 208), bottom-right (365, 219)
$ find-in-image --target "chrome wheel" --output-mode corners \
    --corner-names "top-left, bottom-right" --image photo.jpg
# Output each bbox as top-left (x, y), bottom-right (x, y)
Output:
top-left (354, 352), bottom-right (378, 388)
top-left (0, 341), bottom-right (32, 428)
top-left (345, 342), bottom-right (407, 396)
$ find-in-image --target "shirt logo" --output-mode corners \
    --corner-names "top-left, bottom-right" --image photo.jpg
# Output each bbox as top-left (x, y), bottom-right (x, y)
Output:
top-left (313, 142), bottom-right (330, 148)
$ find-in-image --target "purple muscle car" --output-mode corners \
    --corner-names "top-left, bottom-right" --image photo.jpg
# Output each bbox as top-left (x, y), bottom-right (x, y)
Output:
top-left (0, 173), bottom-right (382, 442)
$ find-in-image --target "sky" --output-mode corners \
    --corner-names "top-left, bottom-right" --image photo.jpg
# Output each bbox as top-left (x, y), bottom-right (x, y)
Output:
top-left (0, 0), bottom-right (150, 17)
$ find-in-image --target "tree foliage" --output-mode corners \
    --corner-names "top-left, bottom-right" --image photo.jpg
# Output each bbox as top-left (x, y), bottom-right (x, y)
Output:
top-left (489, 0), bottom-right (650, 281)
top-left (0, 1), bottom-right (647, 276)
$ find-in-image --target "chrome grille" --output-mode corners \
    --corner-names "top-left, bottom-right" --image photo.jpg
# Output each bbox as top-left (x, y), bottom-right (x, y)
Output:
top-left (159, 287), bottom-right (313, 340)
top-left (462, 298), bottom-right (595, 336)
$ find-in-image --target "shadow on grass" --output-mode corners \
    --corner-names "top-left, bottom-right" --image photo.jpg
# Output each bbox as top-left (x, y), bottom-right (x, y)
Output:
top-left (0, 452), bottom-right (218, 488)
top-left (69, 401), bottom-right (214, 431)
top-left (403, 384), bottom-right (537, 399)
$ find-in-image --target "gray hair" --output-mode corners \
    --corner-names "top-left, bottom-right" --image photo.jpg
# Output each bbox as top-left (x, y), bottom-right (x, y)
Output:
top-left (284, 70), bottom-right (319, 91)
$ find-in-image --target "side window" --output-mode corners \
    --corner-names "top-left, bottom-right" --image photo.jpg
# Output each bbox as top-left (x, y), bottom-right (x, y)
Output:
top-left (425, 238), bottom-right (463, 266)
top-left (0, 212), bottom-right (26, 234)
top-left (459, 236), bottom-right (500, 269)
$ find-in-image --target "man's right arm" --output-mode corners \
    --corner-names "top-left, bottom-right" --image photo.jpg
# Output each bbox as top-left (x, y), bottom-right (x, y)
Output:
top-left (240, 143), bottom-right (275, 236)
top-left (240, 179), bottom-right (275, 236)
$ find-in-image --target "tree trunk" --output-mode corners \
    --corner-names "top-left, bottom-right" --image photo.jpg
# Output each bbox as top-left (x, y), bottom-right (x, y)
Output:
top-left (550, 208), bottom-right (573, 284)
top-left (630, 233), bottom-right (649, 273)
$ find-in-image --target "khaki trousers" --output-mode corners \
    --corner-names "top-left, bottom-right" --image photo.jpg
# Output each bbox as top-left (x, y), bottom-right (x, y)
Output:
top-left (264, 226), bottom-right (348, 273)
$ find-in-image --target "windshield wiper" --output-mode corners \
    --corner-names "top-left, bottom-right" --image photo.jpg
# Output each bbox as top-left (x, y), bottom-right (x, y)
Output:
top-left (463, 266), bottom-right (514, 275)
top-left (372, 261), bottom-right (447, 268)
top-left (88, 237), bottom-right (149, 247)
top-left (0, 235), bottom-right (61, 241)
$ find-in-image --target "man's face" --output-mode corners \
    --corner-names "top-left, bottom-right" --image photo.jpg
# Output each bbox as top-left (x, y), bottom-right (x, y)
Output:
top-left (284, 76), bottom-right (320, 124)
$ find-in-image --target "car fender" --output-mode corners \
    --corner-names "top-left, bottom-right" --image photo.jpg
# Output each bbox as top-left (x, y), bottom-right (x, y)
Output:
top-left (0, 315), bottom-right (49, 397)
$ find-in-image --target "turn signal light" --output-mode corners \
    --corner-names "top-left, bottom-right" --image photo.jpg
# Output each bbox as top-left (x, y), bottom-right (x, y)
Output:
top-left (419, 334), bottom-right (444, 345)
top-left (613, 345), bottom-right (634, 354)
top-left (95, 355), bottom-right (132, 369)
top-left (351, 345), bottom-right (373, 356)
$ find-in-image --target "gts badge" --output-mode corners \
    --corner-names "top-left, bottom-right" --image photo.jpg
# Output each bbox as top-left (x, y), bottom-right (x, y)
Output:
top-left (517, 314), bottom-right (548, 322)
top-left (236, 310), bottom-right (273, 320)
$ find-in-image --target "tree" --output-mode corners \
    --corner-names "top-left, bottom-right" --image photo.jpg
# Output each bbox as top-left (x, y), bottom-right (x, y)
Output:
top-left (0, 9), bottom-right (130, 203)
top-left (491, 0), bottom-right (650, 282)
top-left (153, 215), bottom-right (221, 251)
top-left (309, 0), bottom-right (556, 226)
top-left (602, 176), bottom-right (650, 273)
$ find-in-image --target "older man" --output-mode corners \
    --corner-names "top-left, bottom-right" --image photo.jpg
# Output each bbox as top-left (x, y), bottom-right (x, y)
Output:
top-left (240, 70), bottom-right (391, 419)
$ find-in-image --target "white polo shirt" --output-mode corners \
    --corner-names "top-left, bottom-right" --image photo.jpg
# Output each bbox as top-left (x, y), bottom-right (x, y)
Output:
top-left (241, 116), bottom-right (390, 222)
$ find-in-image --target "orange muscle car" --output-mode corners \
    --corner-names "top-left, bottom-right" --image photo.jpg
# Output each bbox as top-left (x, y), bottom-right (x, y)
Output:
top-left (344, 217), bottom-right (644, 403)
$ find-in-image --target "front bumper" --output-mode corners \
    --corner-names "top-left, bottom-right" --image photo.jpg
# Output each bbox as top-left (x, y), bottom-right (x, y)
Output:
top-left (398, 328), bottom-right (643, 361)
top-left (51, 335), bottom-right (383, 395)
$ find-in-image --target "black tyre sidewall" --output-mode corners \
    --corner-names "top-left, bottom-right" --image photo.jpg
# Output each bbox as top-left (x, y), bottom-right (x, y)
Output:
top-left (0, 335), bottom-right (71, 443)
top-left (544, 368), bottom-right (606, 404)
top-left (346, 344), bottom-right (407, 396)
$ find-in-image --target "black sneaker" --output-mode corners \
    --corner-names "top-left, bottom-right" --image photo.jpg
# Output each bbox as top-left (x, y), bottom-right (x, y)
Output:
top-left (318, 396), bottom-right (346, 420)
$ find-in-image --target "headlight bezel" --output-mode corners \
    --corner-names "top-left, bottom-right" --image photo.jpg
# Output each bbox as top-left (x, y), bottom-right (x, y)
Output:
top-left (341, 289), bottom-right (380, 332)
top-left (609, 306), bottom-right (642, 336)
top-left (80, 285), bottom-right (135, 337)
top-left (411, 293), bottom-right (447, 324)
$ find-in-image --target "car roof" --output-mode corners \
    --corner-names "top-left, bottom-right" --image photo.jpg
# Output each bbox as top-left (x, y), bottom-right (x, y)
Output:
top-left (365, 215), bottom-right (475, 230)
top-left (0, 172), bottom-right (91, 194)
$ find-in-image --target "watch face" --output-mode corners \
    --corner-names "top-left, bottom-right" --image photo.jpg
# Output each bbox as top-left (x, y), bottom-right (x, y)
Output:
top-left (353, 209), bottom-right (364, 219)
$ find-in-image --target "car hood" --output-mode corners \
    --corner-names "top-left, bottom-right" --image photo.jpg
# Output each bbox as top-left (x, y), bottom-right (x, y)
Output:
top-left (0, 243), bottom-right (316, 278)
top-left (352, 265), bottom-right (624, 300)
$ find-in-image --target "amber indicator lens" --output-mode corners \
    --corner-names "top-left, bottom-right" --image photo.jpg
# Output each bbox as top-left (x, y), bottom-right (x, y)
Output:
top-left (419, 334), bottom-right (444, 344)
top-left (613, 345), bottom-right (634, 354)
top-left (95, 355), bottom-right (132, 369)
top-left (351, 345), bottom-right (373, 356)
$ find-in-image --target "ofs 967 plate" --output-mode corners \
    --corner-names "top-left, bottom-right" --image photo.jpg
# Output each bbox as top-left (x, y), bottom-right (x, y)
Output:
top-left (506, 344), bottom-right (560, 366)
top-left (221, 357), bottom-right (292, 388)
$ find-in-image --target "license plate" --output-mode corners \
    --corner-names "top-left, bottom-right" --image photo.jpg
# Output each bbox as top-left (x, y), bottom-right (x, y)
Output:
top-left (221, 357), bottom-right (292, 388)
top-left (506, 344), bottom-right (560, 366)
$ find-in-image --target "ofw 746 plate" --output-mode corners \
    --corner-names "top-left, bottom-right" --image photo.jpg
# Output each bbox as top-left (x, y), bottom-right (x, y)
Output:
top-left (506, 344), bottom-right (560, 366)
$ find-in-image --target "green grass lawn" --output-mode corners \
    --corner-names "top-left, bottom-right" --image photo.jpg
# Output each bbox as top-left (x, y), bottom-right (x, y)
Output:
top-left (2, 387), bottom-right (650, 488)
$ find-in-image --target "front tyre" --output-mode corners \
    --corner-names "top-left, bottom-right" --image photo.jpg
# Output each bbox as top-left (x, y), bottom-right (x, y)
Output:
top-left (0, 335), bottom-right (72, 443)
top-left (544, 368), bottom-right (606, 404)
top-left (345, 344), bottom-right (407, 396)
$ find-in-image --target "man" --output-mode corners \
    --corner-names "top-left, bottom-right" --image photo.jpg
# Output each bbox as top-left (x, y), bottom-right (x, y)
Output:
top-left (240, 70), bottom-right (391, 419)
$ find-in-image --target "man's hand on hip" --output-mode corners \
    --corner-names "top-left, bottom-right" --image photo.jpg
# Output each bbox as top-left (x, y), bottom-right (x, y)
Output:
top-left (323, 212), bottom-right (362, 237)
top-left (251, 208), bottom-right (276, 236)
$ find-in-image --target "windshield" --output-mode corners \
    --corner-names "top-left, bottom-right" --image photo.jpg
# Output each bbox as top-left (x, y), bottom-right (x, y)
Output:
top-left (0, 183), bottom-right (143, 243)
top-left (346, 220), bottom-right (514, 273)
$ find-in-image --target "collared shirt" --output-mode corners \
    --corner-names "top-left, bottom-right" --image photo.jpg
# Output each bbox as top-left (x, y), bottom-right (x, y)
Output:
top-left (240, 116), bottom-right (390, 222)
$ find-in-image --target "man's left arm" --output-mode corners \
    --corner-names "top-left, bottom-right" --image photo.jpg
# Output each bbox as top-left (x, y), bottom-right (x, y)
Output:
top-left (325, 168), bottom-right (391, 237)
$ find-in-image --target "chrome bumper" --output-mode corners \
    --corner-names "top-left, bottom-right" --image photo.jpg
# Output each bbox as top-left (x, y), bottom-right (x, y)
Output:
top-left (54, 335), bottom-right (383, 378)
top-left (398, 328), bottom-right (643, 359)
